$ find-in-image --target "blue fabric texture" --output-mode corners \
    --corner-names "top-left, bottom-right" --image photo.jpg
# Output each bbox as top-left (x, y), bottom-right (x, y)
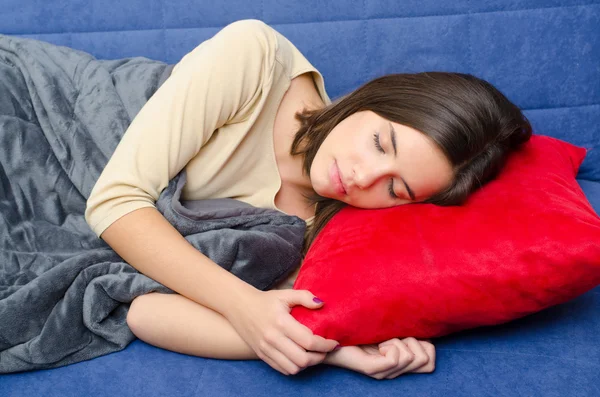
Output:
top-left (1, 0), bottom-right (599, 395)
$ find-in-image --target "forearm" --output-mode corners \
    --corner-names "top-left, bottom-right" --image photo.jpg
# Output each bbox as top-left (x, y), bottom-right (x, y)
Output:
top-left (100, 207), bottom-right (258, 317)
top-left (127, 291), bottom-right (340, 365)
top-left (127, 292), bottom-right (259, 360)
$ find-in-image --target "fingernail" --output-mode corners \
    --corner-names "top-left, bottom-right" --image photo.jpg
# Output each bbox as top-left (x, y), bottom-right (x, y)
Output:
top-left (313, 297), bottom-right (323, 304)
top-left (333, 345), bottom-right (341, 350)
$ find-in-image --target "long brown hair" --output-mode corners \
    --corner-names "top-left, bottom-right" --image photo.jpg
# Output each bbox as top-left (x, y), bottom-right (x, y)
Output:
top-left (291, 72), bottom-right (532, 256)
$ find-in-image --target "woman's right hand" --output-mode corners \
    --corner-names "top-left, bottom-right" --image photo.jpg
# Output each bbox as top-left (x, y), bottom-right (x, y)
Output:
top-left (224, 288), bottom-right (339, 375)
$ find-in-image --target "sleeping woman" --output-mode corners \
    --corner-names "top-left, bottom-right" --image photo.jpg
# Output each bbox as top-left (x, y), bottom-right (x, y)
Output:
top-left (85, 19), bottom-right (532, 380)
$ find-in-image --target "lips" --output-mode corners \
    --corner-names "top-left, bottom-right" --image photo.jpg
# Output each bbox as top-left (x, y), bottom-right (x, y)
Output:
top-left (330, 161), bottom-right (347, 196)
top-left (338, 165), bottom-right (348, 194)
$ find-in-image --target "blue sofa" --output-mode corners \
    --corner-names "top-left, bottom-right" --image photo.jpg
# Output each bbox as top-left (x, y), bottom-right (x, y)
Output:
top-left (2, 0), bottom-right (599, 395)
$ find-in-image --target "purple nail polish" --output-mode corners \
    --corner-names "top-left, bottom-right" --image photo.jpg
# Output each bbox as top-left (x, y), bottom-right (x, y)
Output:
top-left (313, 297), bottom-right (323, 304)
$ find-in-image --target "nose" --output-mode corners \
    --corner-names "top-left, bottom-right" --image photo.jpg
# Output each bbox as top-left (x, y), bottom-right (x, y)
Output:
top-left (352, 162), bottom-right (391, 190)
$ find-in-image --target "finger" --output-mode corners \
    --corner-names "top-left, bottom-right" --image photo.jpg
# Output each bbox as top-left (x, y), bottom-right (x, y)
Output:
top-left (381, 338), bottom-right (435, 378)
top-left (380, 343), bottom-right (421, 379)
top-left (281, 291), bottom-right (339, 352)
top-left (258, 351), bottom-right (289, 376)
top-left (387, 350), bottom-right (435, 378)
top-left (261, 341), bottom-right (302, 376)
top-left (371, 343), bottom-right (423, 380)
top-left (366, 344), bottom-right (402, 376)
top-left (371, 344), bottom-right (411, 379)
top-left (397, 338), bottom-right (429, 375)
top-left (270, 332), bottom-right (327, 369)
top-left (373, 339), bottom-right (417, 379)
top-left (284, 290), bottom-right (326, 310)
top-left (304, 351), bottom-right (328, 367)
top-left (282, 313), bottom-right (339, 353)
top-left (410, 341), bottom-right (436, 373)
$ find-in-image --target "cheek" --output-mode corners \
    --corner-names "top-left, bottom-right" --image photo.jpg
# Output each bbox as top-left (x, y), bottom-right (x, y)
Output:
top-left (311, 156), bottom-right (331, 194)
top-left (350, 190), bottom-right (389, 209)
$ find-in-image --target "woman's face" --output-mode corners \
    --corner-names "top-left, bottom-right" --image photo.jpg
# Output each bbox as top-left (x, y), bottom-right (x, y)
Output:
top-left (309, 110), bottom-right (454, 209)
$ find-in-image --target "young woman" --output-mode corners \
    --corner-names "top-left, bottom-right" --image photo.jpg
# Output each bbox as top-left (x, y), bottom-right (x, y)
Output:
top-left (85, 19), bottom-right (532, 380)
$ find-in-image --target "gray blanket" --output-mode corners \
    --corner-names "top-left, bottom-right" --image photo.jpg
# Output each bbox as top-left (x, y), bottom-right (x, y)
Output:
top-left (0, 35), bottom-right (305, 373)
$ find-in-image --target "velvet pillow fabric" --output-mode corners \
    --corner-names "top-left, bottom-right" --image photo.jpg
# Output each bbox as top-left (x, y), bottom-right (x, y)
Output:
top-left (291, 135), bottom-right (600, 346)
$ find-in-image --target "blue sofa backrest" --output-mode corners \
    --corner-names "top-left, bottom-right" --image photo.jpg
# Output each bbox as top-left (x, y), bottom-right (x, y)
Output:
top-left (1, 0), bottom-right (598, 180)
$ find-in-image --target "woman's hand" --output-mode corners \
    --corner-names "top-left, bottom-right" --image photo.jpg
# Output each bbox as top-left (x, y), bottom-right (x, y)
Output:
top-left (224, 288), bottom-right (339, 376)
top-left (325, 337), bottom-right (436, 380)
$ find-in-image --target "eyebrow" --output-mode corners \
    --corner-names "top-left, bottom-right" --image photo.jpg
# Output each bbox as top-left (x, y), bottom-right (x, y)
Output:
top-left (389, 122), bottom-right (416, 201)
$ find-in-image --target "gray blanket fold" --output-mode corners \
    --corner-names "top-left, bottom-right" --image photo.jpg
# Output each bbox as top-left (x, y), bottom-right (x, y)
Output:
top-left (0, 35), bottom-right (305, 373)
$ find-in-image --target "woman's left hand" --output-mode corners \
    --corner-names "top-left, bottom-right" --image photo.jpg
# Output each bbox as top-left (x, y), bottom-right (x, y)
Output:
top-left (324, 337), bottom-right (436, 380)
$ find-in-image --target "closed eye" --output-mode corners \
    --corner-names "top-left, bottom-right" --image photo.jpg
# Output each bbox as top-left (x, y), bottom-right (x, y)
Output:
top-left (374, 133), bottom-right (399, 199)
top-left (388, 179), bottom-right (398, 199)
top-left (373, 132), bottom-right (384, 153)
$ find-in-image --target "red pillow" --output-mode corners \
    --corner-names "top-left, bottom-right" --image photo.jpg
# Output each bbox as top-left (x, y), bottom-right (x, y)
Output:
top-left (291, 135), bottom-right (600, 346)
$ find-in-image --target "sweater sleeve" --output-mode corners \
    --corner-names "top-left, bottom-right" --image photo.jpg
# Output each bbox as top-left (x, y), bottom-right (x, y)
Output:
top-left (84, 19), bottom-right (277, 238)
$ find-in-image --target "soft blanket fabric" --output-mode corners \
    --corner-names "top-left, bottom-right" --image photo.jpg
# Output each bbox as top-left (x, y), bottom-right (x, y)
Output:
top-left (0, 35), bottom-right (305, 373)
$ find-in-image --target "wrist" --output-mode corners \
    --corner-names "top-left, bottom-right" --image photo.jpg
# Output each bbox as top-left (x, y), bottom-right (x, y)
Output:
top-left (221, 282), bottom-right (261, 319)
top-left (323, 350), bottom-right (341, 366)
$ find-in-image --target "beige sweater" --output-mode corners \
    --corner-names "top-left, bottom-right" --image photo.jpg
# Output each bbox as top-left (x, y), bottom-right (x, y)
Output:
top-left (84, 19), bottom-right (331, 289)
